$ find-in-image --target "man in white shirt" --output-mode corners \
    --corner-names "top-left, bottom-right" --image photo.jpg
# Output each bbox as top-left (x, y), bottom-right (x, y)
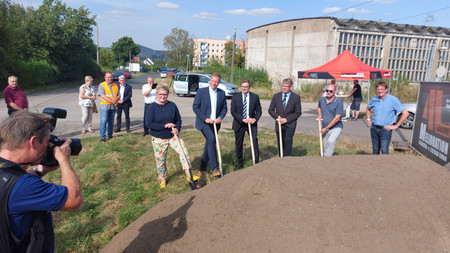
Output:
top-left (142, 76), bottom-right (157, 136)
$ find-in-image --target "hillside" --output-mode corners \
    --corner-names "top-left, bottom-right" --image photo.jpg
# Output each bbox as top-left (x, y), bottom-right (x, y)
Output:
top-left (138, 45), bottom-right (165, 60)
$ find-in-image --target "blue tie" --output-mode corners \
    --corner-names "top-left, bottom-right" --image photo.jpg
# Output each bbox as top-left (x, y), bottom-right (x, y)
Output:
top-left (282, 94), bottom-right (287, 109)
top-left (243, 94), bottom-right (248, 118)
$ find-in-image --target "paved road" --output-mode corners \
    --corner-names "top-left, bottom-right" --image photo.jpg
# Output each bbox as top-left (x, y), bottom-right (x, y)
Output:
top-left (0, 73), bottom-right (412, 146)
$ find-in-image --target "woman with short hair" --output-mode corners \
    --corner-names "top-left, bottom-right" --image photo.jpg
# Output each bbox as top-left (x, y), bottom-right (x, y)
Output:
top-left (145, 85), bottom-right (198, 189)
top-left (78, 76), bottom-right (96, 134)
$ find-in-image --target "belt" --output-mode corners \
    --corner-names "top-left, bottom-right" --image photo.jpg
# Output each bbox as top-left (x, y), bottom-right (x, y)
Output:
top-left (372, 125), bottom-right (384, 128)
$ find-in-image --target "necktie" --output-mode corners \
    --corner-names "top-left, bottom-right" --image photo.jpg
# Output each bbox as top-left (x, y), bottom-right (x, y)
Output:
top-left (243, 94), bottom-right (248, 118)
top-left (282, 94), bottom-right (287, 109)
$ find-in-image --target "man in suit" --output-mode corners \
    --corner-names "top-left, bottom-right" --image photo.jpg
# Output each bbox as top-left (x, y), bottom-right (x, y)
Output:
top-left (231, 78), bottom-right (262, 168)
top-left (115, 75), bottom-right (133, 133)
top-left (193, 73), bottom-right (227, 177)
top-left (268, 78), bottom-right (302, 156)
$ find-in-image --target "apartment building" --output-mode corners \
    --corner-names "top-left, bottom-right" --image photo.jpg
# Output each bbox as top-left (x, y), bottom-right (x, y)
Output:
top-left (193, 38), bottom-right (245, 67)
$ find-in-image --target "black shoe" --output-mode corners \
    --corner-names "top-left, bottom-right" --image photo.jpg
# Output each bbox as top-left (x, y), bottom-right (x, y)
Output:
top-left (143, 132), bottom-right (147, 136)
top-left (99, 138), bottom-right (106, 142)
top-left (126, 129), bottom-right (131, 133)
top-left (114, 129), bottom-right (121, 132)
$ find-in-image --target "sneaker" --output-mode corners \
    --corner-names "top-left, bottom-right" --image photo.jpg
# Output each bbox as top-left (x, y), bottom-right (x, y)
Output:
top-left (212, 169), bottom-right (221, 177)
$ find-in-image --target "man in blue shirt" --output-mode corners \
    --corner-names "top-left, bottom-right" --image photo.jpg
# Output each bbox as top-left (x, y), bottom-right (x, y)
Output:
top-left (366, 82), bottom-right (409, 154)
top-left (0, 111), bottom-right (82, 253)
top-left (317, 84), bottom-right (343, 156)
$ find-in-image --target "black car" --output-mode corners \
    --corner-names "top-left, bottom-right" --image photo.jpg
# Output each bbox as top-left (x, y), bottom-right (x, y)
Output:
top-left (112, 70), bottom-right (124, 81)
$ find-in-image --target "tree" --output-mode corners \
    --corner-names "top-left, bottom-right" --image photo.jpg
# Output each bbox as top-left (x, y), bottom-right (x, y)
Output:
top-left (99, 48), bottom-right (119, 71)
top-left (163, 27), bottom-right (195, 70)
top-left (224, 41), bottom-right (246, 68)
top-left (111, 36), bottom-right (140, 66)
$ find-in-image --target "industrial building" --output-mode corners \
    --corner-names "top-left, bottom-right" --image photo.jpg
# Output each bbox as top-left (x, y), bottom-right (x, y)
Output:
top-left (246, 17), bottom-right (450, 84)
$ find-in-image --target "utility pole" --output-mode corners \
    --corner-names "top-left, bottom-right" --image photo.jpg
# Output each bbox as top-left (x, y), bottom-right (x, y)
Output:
top-left (186, 54), bottom-right (189, 72)
top-left (96, 26), bottom-right (99, 65)
top-left (230, 26), bottom-right (237, 84)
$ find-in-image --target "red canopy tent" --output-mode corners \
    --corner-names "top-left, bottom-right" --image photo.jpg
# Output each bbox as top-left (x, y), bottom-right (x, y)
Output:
top-left (297, 49), bottom-right (392, 80)
top-left (297, 49), bottom-right (392, 101)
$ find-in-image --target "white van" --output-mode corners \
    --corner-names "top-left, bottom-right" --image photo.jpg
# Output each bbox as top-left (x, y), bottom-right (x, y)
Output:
top-left (173, 73), bottom-right (238, 97)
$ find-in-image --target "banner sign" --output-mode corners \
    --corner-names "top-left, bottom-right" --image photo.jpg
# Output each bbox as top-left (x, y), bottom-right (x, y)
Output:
top-left (411, 82), bottom-right (450, 166)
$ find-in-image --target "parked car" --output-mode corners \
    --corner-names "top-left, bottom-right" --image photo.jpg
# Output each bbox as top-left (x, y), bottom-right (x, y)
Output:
top-left (160, 71), bottom-right (167, 78)
top-left (111, 70), bottom-right (124, 81)
top-left (173, 73), bottom-right (238, 97)
top-left (396, 102), bottom-right (416, 129)
top-left (123, 70), bottom-right (132, 79)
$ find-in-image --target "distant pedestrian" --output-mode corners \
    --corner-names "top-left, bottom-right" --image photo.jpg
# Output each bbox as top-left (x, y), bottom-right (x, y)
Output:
top-left (268, 78), bottom-right (302, 157)
top-left (115, 75), bottom-right (133, 133)
top-left (142, 76), bottom-right (157, 136)
top-left (316, 84), bottom-right (343, 156)
top-left (3, 76), bottom-right (28, 116)
top-left (78, 76), bottom-right (96, 134)
top-left (347, 80), bottom-right (362, 120)
top-left (366, 82), bottom-right (408, 154)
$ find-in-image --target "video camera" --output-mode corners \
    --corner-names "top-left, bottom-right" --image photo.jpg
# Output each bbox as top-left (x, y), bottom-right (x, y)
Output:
top-left (40, 108), bottom-right (82, 166)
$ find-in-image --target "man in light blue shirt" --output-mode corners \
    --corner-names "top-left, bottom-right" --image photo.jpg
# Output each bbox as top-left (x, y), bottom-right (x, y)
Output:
top-left (366, 82), bottom-right (408, 154)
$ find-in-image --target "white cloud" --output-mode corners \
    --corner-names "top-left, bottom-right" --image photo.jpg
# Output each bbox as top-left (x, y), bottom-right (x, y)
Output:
top-left (347, 8), bottom-right (372, 14)
top-left (104, 9), bottom-right (133, 16)
top-left (156, 2), bottom-right (179, 9)
top-left (322, 7), bottom-right (342, 14)
top-left (224, 7), bottom-right (281, 16)
top-left (193, 12), bottom-right (218, 20)
top-left (359, 9), bottom-right (371, 13)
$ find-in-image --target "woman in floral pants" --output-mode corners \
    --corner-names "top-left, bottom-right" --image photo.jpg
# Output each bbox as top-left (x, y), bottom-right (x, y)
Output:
top-left (144, 85), bottom-right (196, 188)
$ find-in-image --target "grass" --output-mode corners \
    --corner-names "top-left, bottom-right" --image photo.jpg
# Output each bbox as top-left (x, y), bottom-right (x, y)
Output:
top-left (42, 128), bottom-right (416, 252)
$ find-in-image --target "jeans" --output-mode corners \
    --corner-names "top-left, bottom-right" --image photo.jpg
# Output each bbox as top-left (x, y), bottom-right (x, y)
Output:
top-left (323, 127), bottom-right (342, 157)
top-left (370, 125), bottom-right (392, 154)
top-left (100, 109), bottom-right (116, 139)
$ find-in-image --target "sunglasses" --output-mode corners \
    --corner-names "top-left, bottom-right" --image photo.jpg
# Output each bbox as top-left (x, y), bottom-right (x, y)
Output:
top-left (325, 90), bottom-right (335, 93)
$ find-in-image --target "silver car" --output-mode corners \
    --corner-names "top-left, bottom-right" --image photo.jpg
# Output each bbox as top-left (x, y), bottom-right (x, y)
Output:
top-left (173, 73), bottom-right (238, 97)
top-left (396, 102), bottom-right (416, 129)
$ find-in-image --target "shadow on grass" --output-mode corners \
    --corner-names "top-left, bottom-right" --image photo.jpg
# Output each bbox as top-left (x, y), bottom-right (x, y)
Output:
top-left (122, 196), bottom-right (195, 253)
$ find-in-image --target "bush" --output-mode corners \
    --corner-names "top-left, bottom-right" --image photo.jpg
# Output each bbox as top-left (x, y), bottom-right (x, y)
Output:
top-left (14, 60), bottom-right (57, 88)
top-left (202, 60), bottom-right (271, 88)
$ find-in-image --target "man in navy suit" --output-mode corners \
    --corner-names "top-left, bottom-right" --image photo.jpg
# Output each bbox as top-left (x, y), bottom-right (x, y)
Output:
top-left (268, 78), bottom-right (302, 156)
top-left (115, 75), bottom-right (133, 132)
top-left (193, 73), bottom-right (227, 177)
top-left (231, 78), bottom-right (262, 168)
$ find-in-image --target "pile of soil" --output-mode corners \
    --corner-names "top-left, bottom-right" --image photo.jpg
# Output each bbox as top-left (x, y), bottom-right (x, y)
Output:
top-left (101, 155), bottom-right (450, 252)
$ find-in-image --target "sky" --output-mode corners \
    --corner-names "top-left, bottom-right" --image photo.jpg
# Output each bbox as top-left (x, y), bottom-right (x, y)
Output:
top-left (14, 0), bottom-right (450, 50)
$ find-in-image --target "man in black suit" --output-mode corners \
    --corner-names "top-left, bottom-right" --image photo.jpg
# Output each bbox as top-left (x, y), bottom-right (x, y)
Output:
top-left (268, 78), bottom-right (302, 156)
top-left (115, 75), bottom-right (133, 132)
top-left (231, 78), bottom-right (262, 168)
top-left (192, 73), bottom-right (227, 177)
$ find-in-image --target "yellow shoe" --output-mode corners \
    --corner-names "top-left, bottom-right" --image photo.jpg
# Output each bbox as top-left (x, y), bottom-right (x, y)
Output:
top-left (187, 176), bottom-right (200, 182)
top-left (160, 180), bottom-right (166, 189)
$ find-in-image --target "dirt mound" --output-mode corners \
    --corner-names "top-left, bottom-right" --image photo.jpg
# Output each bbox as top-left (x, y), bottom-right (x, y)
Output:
top-left (101, 155), bottom-right (450, 253)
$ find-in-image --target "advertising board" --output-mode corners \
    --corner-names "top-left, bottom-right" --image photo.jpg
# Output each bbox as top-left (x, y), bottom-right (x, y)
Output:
top-left (411, 82), bottom-right (450, 166)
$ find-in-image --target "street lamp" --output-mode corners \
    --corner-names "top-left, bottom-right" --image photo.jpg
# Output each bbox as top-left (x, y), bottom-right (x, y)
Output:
top-left (186, 54), bottom-right (189, 72)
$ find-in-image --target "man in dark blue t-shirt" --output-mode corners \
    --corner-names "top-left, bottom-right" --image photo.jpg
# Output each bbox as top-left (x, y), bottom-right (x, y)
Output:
top-left (0, 111), bottom-right (82, 253)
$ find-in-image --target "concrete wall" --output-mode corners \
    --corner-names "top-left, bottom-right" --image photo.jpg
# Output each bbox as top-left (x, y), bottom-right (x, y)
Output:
top-left (246, 18), bottom-right (337, 86)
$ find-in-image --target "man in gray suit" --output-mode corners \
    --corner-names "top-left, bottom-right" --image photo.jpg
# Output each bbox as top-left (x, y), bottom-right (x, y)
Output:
top-left (268, 78), bottom-right (302, 156)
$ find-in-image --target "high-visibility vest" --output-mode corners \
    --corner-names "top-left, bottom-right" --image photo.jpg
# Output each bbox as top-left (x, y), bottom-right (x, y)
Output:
top-left (99, 82), bottom-right (119, 105)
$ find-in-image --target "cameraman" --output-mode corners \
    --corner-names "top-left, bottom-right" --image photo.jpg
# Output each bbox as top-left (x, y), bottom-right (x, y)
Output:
top-left (0, 111), bottom-right (82, 253)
